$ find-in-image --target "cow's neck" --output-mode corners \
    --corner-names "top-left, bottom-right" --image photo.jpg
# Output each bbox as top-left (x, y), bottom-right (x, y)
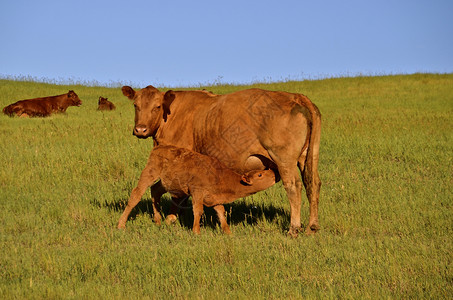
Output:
top-left (154, 98), bottom-right (197, 149)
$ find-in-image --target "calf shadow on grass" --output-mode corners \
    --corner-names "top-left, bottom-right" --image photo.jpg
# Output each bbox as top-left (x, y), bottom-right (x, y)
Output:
top-left (93, 194), bottom-right (289, 233)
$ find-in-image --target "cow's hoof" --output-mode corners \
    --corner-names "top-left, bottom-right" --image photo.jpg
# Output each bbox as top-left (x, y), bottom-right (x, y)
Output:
top-left (165, 214), bottom-right (178, 225)
top-left (305, 224), bottom-right (320, 235)
top-left (153, 215), bottom-right (162, 226)
top-left (287, 226), bottom-right (301, 238)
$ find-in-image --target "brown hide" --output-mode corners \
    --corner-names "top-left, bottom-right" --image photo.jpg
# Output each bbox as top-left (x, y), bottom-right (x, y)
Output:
top-left (97, 96), bottom-right (116, 111)
top-left (122, 85), bottom-right (321, 236)
top-left (118, 145), bottom-right (276, 234)
top-left (3, 90), bottom-right (82, 117)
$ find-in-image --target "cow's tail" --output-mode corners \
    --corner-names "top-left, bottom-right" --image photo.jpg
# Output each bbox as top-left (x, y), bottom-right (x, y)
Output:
top-left (296, 94), bottom-right (322, 232)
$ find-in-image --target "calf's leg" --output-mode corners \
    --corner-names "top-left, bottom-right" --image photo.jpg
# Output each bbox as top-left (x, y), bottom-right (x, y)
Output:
top-left (191, 197), bottom-right (204, 235)
top-left (213, 205), bottom-right (231, 234)
top-left (150, 180), bottom-right (166, 225)
top-left (117, 165), bottom-right (158, 229)
top-left (165, 197), bottom-right (189, 225)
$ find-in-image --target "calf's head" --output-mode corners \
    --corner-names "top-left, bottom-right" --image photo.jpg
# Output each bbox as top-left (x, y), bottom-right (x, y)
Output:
top-left (98, 96), bottom-right (108, 105)
top-left (122, 85), bottom-right (175, 139)
top-left (68, 90), bottom-right (82, 106)
top-left (241, 169), bottom-right (276, 190)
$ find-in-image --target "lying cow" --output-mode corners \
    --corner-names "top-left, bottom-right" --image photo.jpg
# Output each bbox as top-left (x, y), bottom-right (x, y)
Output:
top-left (122, 85), bottom-right (321, 236)
top-left (3, 90), bottom-right (82, 117)
top-left (117, 145), bottom-right (276, 234)
top-left (97, 96), bottom-right (116, 111)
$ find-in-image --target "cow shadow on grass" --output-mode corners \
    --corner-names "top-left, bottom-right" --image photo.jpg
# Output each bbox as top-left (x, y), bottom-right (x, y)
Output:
top-left (94, 194), bottom-right (289, 233)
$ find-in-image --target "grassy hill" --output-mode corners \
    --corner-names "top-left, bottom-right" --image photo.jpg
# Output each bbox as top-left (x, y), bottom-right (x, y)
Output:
top-left (0, 74), bottom-right (452, 298)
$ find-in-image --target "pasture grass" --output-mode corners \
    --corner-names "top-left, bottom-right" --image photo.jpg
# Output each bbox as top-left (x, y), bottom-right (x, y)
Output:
top-left (0, 73), bottom-right (452, 299)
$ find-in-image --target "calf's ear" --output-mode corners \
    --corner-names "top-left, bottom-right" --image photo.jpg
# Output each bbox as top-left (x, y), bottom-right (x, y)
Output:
top-left (241, 174), bottom-right (253, 185)
top-left (122, 86), bottom-right (135, 100)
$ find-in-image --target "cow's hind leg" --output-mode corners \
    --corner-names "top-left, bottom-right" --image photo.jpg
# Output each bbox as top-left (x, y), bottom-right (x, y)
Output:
top-left (278, 163), bottom-right (303, 237)
top-left (298, 150), bottom-right (321, 235)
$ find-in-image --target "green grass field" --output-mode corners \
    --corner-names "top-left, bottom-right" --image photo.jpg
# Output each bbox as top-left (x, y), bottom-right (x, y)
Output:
top-left (1, 74), bottom-right (452, 299)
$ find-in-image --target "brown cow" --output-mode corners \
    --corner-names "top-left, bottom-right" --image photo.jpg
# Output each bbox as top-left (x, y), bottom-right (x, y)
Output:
top-left (3, 90), bottom-right (82, 117)
top-left (97, 96), bottom-right (116, 111)
top-left (122, 85), bottom-right (321, 236)
top-left (117, 145), bottom-right (276, 234)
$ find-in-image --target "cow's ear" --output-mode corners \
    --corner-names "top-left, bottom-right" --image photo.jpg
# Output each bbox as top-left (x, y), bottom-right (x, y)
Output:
top-left (163, 90), bottom-right (175, 108)
top-left (163, 90), bottom-right (175, 116)
top-left (241, 174), bottom-right (252, 185)
top-left (122, 86), bottom-right (135, 100)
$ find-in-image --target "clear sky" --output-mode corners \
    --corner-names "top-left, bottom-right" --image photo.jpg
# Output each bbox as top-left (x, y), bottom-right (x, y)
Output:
top-left (1, 0), bottom-right (452, 87)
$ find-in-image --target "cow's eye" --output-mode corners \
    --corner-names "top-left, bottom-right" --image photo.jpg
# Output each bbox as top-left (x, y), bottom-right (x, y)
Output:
top-left (258, 173), bottom-right (262, 177)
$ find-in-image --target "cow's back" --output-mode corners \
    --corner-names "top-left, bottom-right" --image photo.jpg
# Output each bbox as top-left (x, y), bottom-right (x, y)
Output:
top-left (192, 89), bottom-right (312, 171)
top-left (154, 89), bottom-right (312, 172)
top-left (3, 99), bottom-right (51, 117)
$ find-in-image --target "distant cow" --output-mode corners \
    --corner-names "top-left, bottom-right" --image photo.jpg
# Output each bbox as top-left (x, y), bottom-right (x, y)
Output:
top-left (97, 96), bottom-right (116, 111)
top-left (117, 145), bottom-right (276, 234)
top-left (122, 85), bottom-right (321, 236)
top-left (3, 90), bottom-right (82, 117)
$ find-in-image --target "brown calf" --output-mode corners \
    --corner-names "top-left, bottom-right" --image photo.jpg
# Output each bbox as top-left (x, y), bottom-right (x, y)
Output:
top-left (97, 96), bottom-right (116, 111)
top-left (3, 90), bottom-right (82, 117)
top-left (117, 145), bottom-right (276, 234)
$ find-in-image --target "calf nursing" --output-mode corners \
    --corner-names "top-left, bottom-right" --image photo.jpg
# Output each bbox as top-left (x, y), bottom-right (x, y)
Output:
top-left (122, 85), bottom-right (321, 237)
top-left (117, 145), bottom-right (276, 234)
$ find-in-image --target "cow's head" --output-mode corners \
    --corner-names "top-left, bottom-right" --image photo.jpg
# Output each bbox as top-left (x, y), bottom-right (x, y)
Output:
top-left (68, 90), bottom-right (82, 106)
top-left (122, 85), bottom-right (175, 139)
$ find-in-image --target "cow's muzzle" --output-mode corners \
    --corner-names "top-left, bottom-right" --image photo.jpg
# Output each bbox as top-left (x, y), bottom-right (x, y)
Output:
top-left (133, 124), bottom-right (150, 138)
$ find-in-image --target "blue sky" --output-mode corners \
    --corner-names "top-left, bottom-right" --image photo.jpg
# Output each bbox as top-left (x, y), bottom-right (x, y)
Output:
top-left (1, 0), bottom-right (452, 87)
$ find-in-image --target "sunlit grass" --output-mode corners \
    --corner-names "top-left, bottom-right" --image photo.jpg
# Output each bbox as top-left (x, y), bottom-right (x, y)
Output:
top-left (0, 73), bottom-right (452, 298)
